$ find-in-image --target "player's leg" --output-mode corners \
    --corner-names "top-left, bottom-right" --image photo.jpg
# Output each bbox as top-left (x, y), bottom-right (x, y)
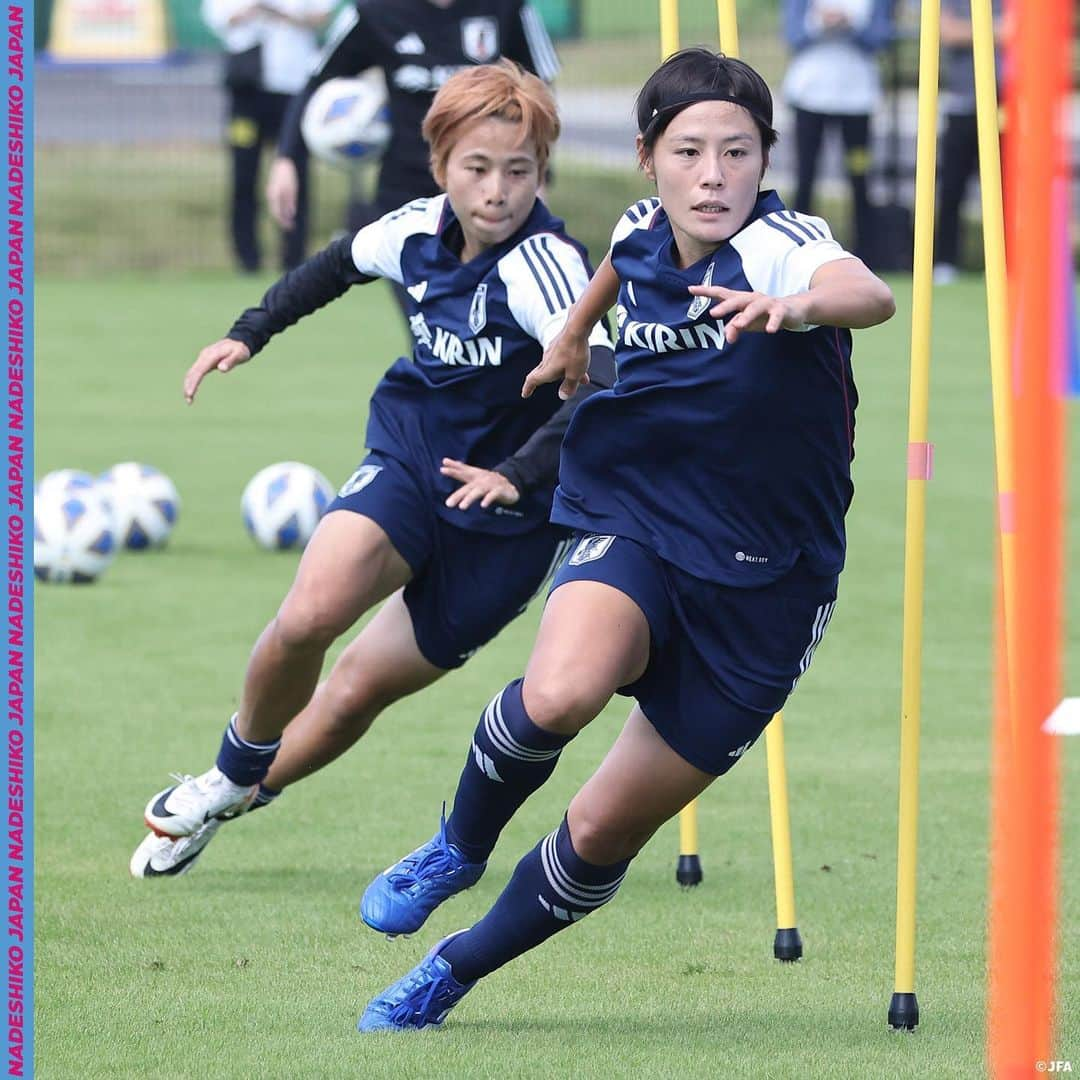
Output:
top-left (839, 111), bottom-right (875, 264)
top-left (360, 534), bottom-right (661, 936)
top-left (284, 143), bottom-right (311, 272)
top-left (228, 86), bottom-right (262, 272)
top-left (358, 707), bottom-right (714, 1032)
top-left (262, 589), bottom-right (445, 789)
top-left (791, 107), bottom-right (826, 217)
top-left (140, 510), bottom-right (411, 840)
top-left (934, 110), bottom-right (978, 275)
top-left (441, 577), bottom-right (652, 860)
top-left (131, 590), bottom-right (440, 877)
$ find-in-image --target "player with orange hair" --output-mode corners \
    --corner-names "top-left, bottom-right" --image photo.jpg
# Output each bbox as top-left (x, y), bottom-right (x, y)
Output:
top-left (130, 61), bottom-right (614, 878)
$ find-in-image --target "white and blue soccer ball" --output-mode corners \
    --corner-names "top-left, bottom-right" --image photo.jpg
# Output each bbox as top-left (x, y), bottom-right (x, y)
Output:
top-left (33, 483), bottom-right (117, 584)
top-left (301, 72), bottom-right (391, 169)
top-left (98, 462), bottom-right (181, 550)
top-left (35, 468), bottom-right (101, 502)
top-left (241, 462), bottom-right (334, 551)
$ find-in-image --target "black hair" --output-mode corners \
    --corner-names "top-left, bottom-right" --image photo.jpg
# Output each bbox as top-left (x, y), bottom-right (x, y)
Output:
top-left (635, 47), bottom-right (779, 155)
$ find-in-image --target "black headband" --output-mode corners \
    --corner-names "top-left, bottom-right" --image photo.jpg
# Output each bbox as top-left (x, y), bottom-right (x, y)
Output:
top-left (643, 90), bottom-right (772, 137)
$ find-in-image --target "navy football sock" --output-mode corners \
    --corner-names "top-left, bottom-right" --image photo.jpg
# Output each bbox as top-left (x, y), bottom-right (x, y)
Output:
top-left (445, 679), bottom-right (572, 863)
top-left (215, 715), bottom-right (281, 787)
top-left (248, 783), bottom-right (281, 812)
top-left (441, 817), bottom-right (630, 984)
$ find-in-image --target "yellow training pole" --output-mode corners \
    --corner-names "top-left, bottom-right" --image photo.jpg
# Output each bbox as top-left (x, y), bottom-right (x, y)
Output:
top-left (969, 0), bottom-right (1016, 744)
top-left (716, 0), bottom-right (739, 57)
top-left (889, 0), bottom-right (940, 1033)
top-left (661, 0), bottom-right (703, 888)
top-left (716, 0), bottom-right (801, 962)
top-left (676, 799), bottom-right (701, 886)
top-left (766, 712), bottom-right (801, 959)
top-left (659, 0), bottom-right (679, 59)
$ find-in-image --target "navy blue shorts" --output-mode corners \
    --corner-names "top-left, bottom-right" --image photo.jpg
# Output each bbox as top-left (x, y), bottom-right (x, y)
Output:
top-left (327, 452), bottom-right (570, 670)
top-left (550, 533), bottom-right (839, 776)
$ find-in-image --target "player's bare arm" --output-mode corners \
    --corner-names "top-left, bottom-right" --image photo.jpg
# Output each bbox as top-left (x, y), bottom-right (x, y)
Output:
top-left (689, 257), bottom-right (895, 343)
top-left (184, 338), bottom-right (252, 404)
top-left (522, 252), bottom-right (619, 400)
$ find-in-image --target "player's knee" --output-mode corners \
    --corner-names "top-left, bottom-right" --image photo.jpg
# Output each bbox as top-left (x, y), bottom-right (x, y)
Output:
top-left (566, 804), bottom-right (648, 865)
top-left (321, 665), bottom-right (393, 735)
top-left (521, 678), bottom-right (605, 736)
top-left (273, 595), bottom-right (348, 652)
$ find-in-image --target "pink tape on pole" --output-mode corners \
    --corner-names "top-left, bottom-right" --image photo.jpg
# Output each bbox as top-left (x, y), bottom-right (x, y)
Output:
top-left (907, 441), bottom-right (934, 480)
top-left (998, 490), bottom-right (1016, 534)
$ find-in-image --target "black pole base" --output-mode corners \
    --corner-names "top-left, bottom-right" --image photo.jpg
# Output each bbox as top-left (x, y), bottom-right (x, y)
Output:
top-left (773, 927), bottom-right (803, 962)
top-left (676, 854), bottom-right (702, 887)
top-left (888, 992), bottom-right (919, 1031)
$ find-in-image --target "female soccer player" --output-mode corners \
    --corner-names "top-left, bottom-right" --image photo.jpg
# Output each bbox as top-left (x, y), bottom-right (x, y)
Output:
top-left (130, 61), bottom-right (612, 877)
top-left (357, 47), bottom-right (895, 1031)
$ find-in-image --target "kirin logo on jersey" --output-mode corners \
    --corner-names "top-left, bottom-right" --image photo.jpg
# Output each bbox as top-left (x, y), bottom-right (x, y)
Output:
top-left (461, 17), bottom-right (499, 62)
top-left (617, 307), bottom-right (726, 354)
top-left (408, 312), bottom-right (503, 367)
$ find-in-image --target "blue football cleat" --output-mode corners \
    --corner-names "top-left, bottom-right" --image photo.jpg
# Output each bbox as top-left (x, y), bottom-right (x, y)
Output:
top-left (360, 813), bottom-right (486, 937)
top-left (358, 931), bottom-right (475, 1033)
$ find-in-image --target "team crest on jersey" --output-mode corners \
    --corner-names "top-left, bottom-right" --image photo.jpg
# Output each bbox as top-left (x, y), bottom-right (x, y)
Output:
top-left (461, 16), bottom-right (498, 62)
top-left (686, 261), bottom-right (715, 320)
top-left (468, 283), bottom-right (488, 334)
top-left (568, 534), bottom-right (615, 566)
top-left (338, 465), bottom-right (382, 498)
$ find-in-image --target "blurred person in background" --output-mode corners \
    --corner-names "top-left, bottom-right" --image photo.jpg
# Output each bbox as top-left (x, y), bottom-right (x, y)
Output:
top-left (933, 0), bottom-right (1004, 285)
top-left (203, 0), bottom-right (335, 273)
top-left (781, 0), bottom-right (894, 265)
top-left (266, 0), bottom-right (560, 321)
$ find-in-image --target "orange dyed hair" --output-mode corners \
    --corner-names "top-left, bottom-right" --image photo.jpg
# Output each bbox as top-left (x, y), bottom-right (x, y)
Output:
top-left (422, 60), bottom-right (560, 185)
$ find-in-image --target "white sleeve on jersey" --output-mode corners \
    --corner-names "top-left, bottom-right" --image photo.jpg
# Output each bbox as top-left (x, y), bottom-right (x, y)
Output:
top-left (499, 234), bottom-right (612, 350)
top-left (609, 198), bottom-right (662, 250)
top-left (350, 196), bottom-right (445, 284)
top-left (732, 210), bottom-right (855, 328)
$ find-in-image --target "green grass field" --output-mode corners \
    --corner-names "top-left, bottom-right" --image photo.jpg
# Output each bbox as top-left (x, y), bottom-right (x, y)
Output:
top-left (35, 272), bottom-right (1079, 1078)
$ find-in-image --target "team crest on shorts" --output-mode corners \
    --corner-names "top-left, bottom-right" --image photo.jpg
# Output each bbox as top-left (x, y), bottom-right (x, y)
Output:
top-left (461, 17), bottom-right (498, 62)
top-left (569, 534), bottom-right (615, 566)
top-left (338, 465), bottom-right (382, 498)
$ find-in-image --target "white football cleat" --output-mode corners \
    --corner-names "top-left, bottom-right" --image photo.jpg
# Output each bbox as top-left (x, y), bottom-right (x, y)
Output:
top-left (130, 819), bottom-right (223, 878)
top-left (144, 767), bottom-right (257, 838)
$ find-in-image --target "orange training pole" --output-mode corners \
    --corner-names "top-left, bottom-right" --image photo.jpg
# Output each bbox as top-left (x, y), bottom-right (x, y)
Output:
top-left (986, 0), bottom-right (1066, 1071)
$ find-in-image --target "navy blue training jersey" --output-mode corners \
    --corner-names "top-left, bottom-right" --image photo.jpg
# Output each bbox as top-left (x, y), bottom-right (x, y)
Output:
top-left (551, 190), bottom-right (859, 585)
top-left (352, 194), bottom-right (609, 535)
top-left (283, 0), bottom-right (559, 203)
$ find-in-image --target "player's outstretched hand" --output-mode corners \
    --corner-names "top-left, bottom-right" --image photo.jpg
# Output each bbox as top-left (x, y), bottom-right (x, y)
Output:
top-left (522, 326), bottom-right (590, 401)
top-left (440, 459), bottom-right (520, 510)
top-left (267, 157), bottom-right (299, 230)
top-left (687, 285), bottom-right (810, 344)
top-left (184, 339), bottom-right (252, 404)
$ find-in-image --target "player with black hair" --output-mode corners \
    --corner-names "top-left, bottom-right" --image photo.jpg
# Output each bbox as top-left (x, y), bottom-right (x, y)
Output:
top-left (356, 47), bottom-right (895, 1033)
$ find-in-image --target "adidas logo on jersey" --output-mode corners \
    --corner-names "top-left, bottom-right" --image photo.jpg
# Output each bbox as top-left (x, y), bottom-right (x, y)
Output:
top-left (619, 312), bottom-right (726, 354)
top-left (394, 32), bottom-right (424, 54)
top-left (394, 63), bottom-right (463, 93)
